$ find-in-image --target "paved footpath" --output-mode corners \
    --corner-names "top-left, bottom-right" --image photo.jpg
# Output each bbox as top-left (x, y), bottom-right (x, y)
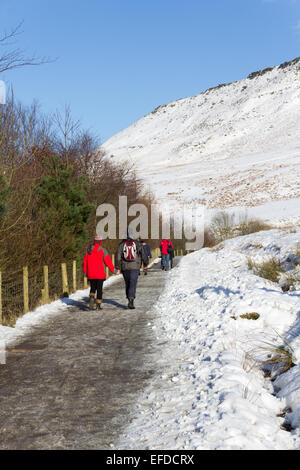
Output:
top-left (0, 261), bottom-right (177, 450)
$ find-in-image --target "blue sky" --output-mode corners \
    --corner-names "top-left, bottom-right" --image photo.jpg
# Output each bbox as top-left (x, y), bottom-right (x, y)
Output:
top-left (0, 0), bottom-right (300, 143)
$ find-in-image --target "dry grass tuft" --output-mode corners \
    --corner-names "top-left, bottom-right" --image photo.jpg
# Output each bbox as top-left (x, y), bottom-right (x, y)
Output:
top-left (248, 256), bottom-right (283, 283)
top-left (240, 312), bottom-right (260, 320)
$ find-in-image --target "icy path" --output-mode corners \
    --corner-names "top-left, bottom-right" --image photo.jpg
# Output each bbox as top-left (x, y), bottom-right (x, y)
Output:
top-left (0, 262), bottom-right (172, 450)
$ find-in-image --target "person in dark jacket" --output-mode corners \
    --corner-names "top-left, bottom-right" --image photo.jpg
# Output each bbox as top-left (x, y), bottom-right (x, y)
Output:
top-left (115, 230), bottom-right (149, 309)
top-left (141, 240), bottom-right (152, 275)
top-left (83, 235), bottom-right (115, 310)
top-left (168, 244), bottom-right (175, 269)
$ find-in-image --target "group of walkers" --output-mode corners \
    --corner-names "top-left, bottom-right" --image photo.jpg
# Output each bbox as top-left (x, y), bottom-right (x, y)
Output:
top-left (82, 231), bottom-right (175, 311)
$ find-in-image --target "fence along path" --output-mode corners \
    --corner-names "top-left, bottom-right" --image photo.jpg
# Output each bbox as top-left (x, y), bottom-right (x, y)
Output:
top-left (0, 248), bottom-right (186, 325)
top-left (0, 253), bottom-right (182, 449)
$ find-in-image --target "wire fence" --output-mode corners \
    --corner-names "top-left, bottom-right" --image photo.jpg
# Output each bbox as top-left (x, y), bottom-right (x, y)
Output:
top-left (0, 259), bottom-right (88, 326)
top-left (48, 263), bottom-right (63, 301)
top-left (28, 270), bottom-right (44, 312)
top-left (1, 270), bottom-right (24, 325)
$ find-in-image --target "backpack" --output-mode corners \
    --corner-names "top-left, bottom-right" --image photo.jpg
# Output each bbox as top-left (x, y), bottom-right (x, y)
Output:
top-left (123, 240), bottom-right (137, 261)
top-left (167, 244), bottom-right (174, 255)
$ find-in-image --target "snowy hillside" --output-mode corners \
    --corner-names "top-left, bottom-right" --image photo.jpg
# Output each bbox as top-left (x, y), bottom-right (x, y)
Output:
top-left (102, 58), bottom-right (300, 224)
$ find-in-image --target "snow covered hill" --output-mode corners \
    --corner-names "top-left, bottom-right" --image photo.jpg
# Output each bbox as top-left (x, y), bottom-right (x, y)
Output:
top-left (102, 57), bottom-right (300, 224)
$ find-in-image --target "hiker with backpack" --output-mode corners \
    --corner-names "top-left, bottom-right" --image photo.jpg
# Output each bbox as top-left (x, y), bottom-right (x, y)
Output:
top-left (83, 235), bottom-right (115, 310)
top-left (159, 238), bottom-right (174, 271)
top-left (115, 230), bottom-right (149, 309)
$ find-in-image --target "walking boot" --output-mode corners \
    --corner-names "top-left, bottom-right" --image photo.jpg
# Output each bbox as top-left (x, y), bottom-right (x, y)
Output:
top-left (128, 298), bottom-right (135, 309)
top-left (89, 293), bottom-right (95, 310)
top-left (96, 299), bottom-right (103, 310)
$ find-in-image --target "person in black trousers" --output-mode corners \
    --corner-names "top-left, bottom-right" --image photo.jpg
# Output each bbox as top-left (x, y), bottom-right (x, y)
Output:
top-left (115, 230), bottom-right (149, 309)
top-left (141, 240), bottom-right (152, 275)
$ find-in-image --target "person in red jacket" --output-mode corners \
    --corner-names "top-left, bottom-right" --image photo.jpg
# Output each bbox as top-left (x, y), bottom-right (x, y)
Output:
top-left (159, 239), bottom-right (174, 271)
top-left (83, 235), bottom-right (115, 310)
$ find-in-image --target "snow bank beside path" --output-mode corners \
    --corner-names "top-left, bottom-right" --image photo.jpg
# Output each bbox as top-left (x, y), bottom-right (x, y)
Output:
top-left (117, 228), bottom-right (300, 450)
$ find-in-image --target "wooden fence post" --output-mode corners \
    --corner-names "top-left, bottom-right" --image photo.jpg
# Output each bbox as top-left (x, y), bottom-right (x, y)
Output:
top-left (61, 263), bottom-right (69, 297)
top-left (23, 266), bottom-right (29, 314)
top-left (0, 271), bottom-right (2, 324)
top-left (84, 276), bottom-right (88, 289)
top-left (72, 260), bottom-right (77, 292)
top-left (41, 265), bottom-right (49, 304)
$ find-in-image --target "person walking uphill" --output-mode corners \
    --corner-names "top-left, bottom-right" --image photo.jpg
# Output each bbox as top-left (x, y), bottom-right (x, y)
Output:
top-left (141, 240), bottom-right (152, 275)
top-left (83, 235), bottom-right (115, 310)
top-left (115, 230), bottom-right (149, 309)
top-left (169, 243), bottom-right (175, 269)
top-left (159, 238), bottom-right (174, 271)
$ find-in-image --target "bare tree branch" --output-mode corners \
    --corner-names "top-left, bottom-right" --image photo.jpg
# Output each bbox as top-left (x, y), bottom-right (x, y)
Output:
top-left (0, 22), bottom-right (55, 73)
top-left (53, 104), bottom-right (81, 164)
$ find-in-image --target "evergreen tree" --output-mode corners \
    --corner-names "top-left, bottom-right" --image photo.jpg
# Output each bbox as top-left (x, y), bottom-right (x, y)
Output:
top-left (35, 155), bottom-right (94, 259)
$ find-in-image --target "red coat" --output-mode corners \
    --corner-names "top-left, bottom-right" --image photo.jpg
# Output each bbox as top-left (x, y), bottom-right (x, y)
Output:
top-left (83, 243), bottom-right (115, 279)
top-left (159, 239), bottom-right (173, 255)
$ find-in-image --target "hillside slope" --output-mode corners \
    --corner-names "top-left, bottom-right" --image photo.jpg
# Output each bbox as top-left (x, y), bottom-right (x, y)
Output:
top-left (102, 58), bottom-right (300, 223)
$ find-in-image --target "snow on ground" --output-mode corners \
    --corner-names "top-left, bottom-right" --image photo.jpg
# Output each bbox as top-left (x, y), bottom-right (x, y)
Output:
top-left (205, 199), bottom-right (300, 228)
top-left (115, 228), bottom-right (300, 450)
top-left (1, 231), bottom-right (300, 450)
top-left (101, 58), bottom-right (300, 224)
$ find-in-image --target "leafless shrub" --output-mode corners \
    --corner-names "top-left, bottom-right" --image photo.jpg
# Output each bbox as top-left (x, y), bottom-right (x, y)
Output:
top-left (0, 95), bottom-right (156, 273)
top-left (210, 211), bottom-right (235, 243)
